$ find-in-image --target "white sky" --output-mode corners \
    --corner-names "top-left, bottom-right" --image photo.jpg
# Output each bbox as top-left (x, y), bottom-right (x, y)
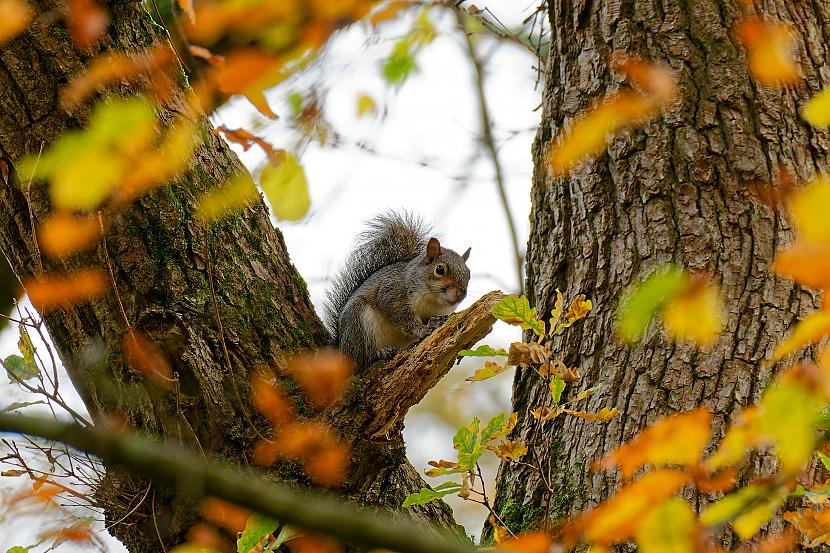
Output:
top-left (0, 2), bottom-right (541, 549)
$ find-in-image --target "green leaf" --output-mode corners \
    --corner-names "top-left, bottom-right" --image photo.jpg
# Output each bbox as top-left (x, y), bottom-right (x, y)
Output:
top-left (402, 481), bottom-right (462, 508)
top-left (1, 400), bottom-right (46, 413)
top-left (382, 39), bottom-right (418, 84)
top-left (259, 155), bottom-right (310, 222)
top-left (757, 380), bottom-right (819, 474)
top-left (549, 376), bottom-right (566, 405)
top-left (700, 483), bottom-right (786, 539)
top-left (491, 295), bottom-right (545, 336)
top-left (570, 385), bottom-right (601, 404)
top-left (818, 451), bottom-right (830, 471)
top-left (3, 355), bottom-right (38, 382)
top-left (466, 361), bottom-right (508, 382)
top-left (635, 498), bottom-right (696, 553)
top-left (6, 547), bottom-right (30, 553)
top-left (237, 514), bottom-right (279, 553)
top-left (458, 345), bottom-right (508, 357)
top-left (616, 266), bottom-right (688, 342)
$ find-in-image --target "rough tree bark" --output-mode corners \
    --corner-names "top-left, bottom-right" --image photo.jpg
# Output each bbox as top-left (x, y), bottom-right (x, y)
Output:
top-left (492, 0), bottom-right (830, 540)
top-left (0, 2), bottom-right (475, 551)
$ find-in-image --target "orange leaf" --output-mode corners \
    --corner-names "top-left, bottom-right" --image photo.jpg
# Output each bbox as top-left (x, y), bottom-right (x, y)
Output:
top-left (498, 532), bottom-right (553, 553)
top-left (38, 212), bottom-right (101, 258)
top-left (186, 523), bottom-right (228, 551)
top-left (251, 375), bottom-right (295, 427)
top-left (734, 17), bottom-right (800, 85)
top-left (305, 444), bottom-right (348, 488)
top-left (773, 240), bottom-right (830, 288)
top-left (214, 125), bottom-right (284, 164)
top-left (0, 0), bottom-right (31, 44)
top-left (574, 469), bottom-right (690, 545)
top-left (201, 498), bottom-right (250, 533)
top-left (784, 509), bottom-right (830, 546)
top-left (178, 0), bottom-right (195, 23)
top-left (123, 330), bottom-right (173, 386)
top-left (596, 408), bottom-right (712, 479)
top-left (25, 269), bottom-right (108, 312)
top-left (287, 535), bottom-right (342, 553)
top-left (610, 53), bottom-right (677, 104)
top-left (68, 0), bottom-right (108, 49)
top-left (370, 0), bottom-right (410, 26)
top-left (287, 350), bottom-right (354, 411)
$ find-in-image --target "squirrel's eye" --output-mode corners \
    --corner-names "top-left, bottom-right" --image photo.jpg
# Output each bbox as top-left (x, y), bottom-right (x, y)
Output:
top-left (434, 264), bottom-right (446, 276)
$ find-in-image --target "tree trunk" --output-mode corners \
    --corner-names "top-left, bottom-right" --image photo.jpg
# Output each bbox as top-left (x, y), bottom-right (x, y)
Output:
top-left (492, 0), bottom-right (830, 538)
top-left (0, 2), bottom-right (463, 550)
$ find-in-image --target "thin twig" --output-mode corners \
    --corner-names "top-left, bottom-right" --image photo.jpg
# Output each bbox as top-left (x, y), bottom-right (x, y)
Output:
top-left (456, 12), bottom-right (525, 295)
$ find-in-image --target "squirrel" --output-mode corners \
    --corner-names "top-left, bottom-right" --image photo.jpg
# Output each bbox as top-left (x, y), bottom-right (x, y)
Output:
top-left (324, 211), bottom-right (471, 371)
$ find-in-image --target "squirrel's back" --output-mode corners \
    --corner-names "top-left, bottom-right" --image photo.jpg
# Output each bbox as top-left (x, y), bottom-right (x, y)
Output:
top-left (324, 211), bottom-right (430, 340)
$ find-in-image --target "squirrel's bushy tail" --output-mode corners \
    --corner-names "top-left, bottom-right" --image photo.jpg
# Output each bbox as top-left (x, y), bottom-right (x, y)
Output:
top-left (324, 210), bottom-right (430, 340)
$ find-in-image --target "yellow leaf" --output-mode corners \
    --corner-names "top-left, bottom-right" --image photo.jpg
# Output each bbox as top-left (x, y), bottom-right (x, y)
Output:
top-left (548, 288), bottom-right (564, 329)
top-left (802, 87), bottom-right (830, 128)
top-left (707, 407), bottom-right (757, 471)
top-left (466, 361), bottom-right (508, 382)
top-left (356, 93), bottom-right (377, 117)
top-left (735, 17), bottom-right (800, 86)
top-left (260, 154), bottom-right (311, 222)
top-left (635, 498), bottom-right (695, 553)
top-left (787, 176), bottom-right (830, 243)
top-left (784, 509), bottom-right (830, 545)
top-left (756, 379), bottom-right (819, 474)
top-left (0, 0), bottom-right (31, 44)
top-left (701, 483), bottom-right (786, 540)
top-left (196, 173), bottom-right (258, 223)
top-left (578, 470), bottom-right (690, 545)
top-left (662, 284), bottom-right (723, 346)
top-left (52, 149), bottom-right (126, 211)
top-left (772, 310), bottom-right (830, 362)
top-left (596, 408), bottom-right (712, 479)
top-left (561, 407), bottom-right (618, 422)
top-left (490, 440), bottom-right (528, 461)
top-left (565, 295), bottom-right (592, 324)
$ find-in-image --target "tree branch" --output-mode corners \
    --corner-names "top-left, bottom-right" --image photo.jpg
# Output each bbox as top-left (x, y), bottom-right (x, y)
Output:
top-left (0, 413), bottom-right (477, 553)
top-left (329, 291), bottom-right (504, 439)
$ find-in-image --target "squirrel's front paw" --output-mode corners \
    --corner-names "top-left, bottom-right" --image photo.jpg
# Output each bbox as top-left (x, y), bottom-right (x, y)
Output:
top-left (427, 315), bottom-right (448, 330)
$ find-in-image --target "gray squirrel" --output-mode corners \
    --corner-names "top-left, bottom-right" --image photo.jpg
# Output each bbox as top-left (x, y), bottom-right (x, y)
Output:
top-left (324, 211), bottom-right (471, 370)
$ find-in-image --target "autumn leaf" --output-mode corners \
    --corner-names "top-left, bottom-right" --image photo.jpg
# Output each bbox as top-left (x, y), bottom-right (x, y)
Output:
top-left (424, 459), bottom-right (464, 477)
top-left (123, 330), bottom-right (173, 386)
top-left (25, 269), bottom-right (108, 312)
top-left (38, 212), bottom-right (101, 258)
top-left (574, 469), bottom-right (690, 545)
top-left (498, 532), bottom-right (553, 553)
top-left (251, 375), bottom-right (294, 427)
top-left (260, 154), bottom-right (311, 221)
top-left (561, 407), bottom-right (619, 422)
top-left (734, 17), bottom-right (800, 86)
top-left (507, 341), bottom-right (550, 367)
top-left (784, 508), bottom-right (830, 546)
top-left (787, 176), bottom-right (830, 243)
top-left (492, 295), bottom-right (545, 336)
top-left (356, 93), bottom-right (377, 117)
top-left (196, 172), bottom-right (259, 223)
top-left (548, 288), bottom-right (564, 330)
top-left (773, 240), bottom-right (830, 289)
top-left (68, 0), bottom-right (108, 49)
top-left (287, 350), bottom-right (353, 410)
top-left (802, 87), bottom-right (830, 127)
top-left (701, 483), bottom-right (787, 539)
top-left (662, 283), bottom-right (723, 346)
top-left (707, 406), bottom-right (757, 471)
top-left (490, 440), bottom-right (528, 461)
top-left (214, 125), bottom-right (284, 164)
top-left (564, 294), bottom-right (592, 325)
top-left (595, 408), bottom-right (712, 479)
top-left (756, 378), bottom-right (819, 474)
top-left (0, 0), bottom-right (31, 44)
top-left (634, 498), bottom-right (696, 553)
top-left (467, 361), bottom-right (509, 382)
top-left (201, 498), bottom-right (251, 533)
top-left (616, 266), bottom-right (688, 342)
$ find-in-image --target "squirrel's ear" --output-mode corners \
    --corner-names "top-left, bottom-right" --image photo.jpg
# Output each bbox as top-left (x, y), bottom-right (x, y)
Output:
top-left (462, 247), bottom-right (471, 261)
top-left (426, 237), bottom-right (441, 261)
